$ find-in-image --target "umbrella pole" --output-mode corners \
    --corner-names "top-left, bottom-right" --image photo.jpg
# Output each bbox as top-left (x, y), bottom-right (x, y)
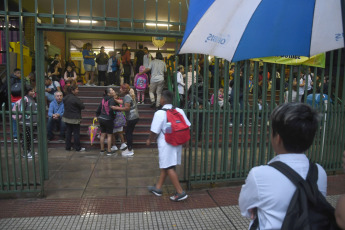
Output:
top-left (341, 0), bottom-right (345, 47)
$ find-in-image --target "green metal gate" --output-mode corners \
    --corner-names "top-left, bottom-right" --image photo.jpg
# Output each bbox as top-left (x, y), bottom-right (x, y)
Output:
top-left (169, 53), bottom-right (345, 187)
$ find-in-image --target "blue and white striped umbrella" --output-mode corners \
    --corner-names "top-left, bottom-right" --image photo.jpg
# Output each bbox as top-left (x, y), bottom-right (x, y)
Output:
top-left (179, 0), bottom-right (345, 62)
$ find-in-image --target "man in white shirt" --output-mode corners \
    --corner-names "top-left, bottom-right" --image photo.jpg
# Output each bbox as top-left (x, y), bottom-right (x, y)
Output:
top-left (239, 103), bottom-right (327, 230)
top-left (139, 52), bottom-right (167, 109)
top-left (146, 90), bottom-right (191, 201)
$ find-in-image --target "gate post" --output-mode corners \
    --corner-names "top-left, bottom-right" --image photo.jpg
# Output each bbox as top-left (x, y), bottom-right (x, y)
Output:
top-left (35, 29), bottom-right (49, 181)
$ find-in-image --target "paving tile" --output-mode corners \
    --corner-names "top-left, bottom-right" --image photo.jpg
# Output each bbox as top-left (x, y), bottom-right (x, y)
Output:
top-left (45, 178), bottom-right (89, 189)
top-left (83, 188), bottom-right (127, 198)
top-left (44, 189), bottom-right (84, 199)
top-left (87, 177), bottom-right (126, 188)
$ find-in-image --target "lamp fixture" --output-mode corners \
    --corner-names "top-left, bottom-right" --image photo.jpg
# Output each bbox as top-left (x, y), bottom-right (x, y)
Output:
top-left (70, 20), bottom-right (98, 24)
top-left (146, 23), bottom-right (172, 27)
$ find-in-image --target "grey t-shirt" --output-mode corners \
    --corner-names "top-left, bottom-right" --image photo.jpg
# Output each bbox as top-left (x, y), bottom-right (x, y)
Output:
top-left (148, 59), bottom-right (167, 83)
top-left (123, 94), bottom-right (139, 120)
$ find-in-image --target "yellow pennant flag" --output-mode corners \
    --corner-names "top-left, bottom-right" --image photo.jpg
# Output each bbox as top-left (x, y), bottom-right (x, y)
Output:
top-left (251, 53), bottom-right (325, 68)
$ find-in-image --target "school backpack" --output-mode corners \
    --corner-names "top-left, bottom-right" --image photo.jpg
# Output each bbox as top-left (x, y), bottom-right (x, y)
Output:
top-left (101, 98), bottom-right (110, 115)
top-left (161, 107), bottom-right (190, 146)
top-left (135, 74), bottom-right (147, 90)
top-left (257, 161), bottom-right (340, 230)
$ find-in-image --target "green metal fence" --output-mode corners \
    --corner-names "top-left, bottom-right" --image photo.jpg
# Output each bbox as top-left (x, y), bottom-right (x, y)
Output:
top-left (168, 53), bottom-right (345, 187)
top-left (0, 0), bottom-right (344, 195)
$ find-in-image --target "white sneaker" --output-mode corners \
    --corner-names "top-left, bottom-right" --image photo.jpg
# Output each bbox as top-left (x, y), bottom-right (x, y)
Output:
top-left (120, 143), bottom-right (127, 150)
top-left (122, 149), bottom-right (134, 156)
top-left (111, 145), bottom-right (118, 151)
top-left (84, 83), bottom-right (90, 86)
top-left (91, 84), bottom-right (96, 86)
top-left (77, 147), bottom-right (86, 152)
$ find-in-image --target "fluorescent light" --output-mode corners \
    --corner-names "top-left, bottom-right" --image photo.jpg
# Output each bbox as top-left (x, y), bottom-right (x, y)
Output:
top-left (70, 20), bottom-right (98, 24)
top-left (146, 23), bottom-right (172, 27)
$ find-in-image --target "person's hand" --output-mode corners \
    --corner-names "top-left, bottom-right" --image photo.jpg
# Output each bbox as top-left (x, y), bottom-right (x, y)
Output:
top-left (146, 139), bottom-right (151, 146)
top-left (248, 208), bottom-right (257, 220)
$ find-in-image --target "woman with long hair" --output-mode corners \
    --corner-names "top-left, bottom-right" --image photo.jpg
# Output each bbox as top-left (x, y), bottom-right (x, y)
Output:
top-left (95, 87), bottom-right (116, 155)
top-left (112, 84), bottom-right (139, 156)
top-left (62, 83), bottom-right (85, 151)
top-left (121, 43), bottom-right (131, 85)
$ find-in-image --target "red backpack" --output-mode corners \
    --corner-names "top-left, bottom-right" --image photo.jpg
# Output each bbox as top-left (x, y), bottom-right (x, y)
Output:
top-left (162, 107), bottom-right (190, 146)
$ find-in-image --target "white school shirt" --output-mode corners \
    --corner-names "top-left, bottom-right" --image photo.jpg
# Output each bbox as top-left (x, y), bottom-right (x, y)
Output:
top-left (150, 104), bottom-right (191, 169)
top-left (176, 71), bottom-right (185, 94)
top-left (239, 154), bottom-right (327, 230)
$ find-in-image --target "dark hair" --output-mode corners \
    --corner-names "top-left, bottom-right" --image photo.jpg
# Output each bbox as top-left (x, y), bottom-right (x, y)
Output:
top-left (271, 103), bottom-right (320, 153)
top-left (14, 68), bottom-right (21, 72)
top-left (144, 47), bottom-right (148, 51)
top-left (104, 87), bottom-right (113, 97)
top-left (156, 52), bottom-right (163, 60)
top-left (161, 90), bottom-right (174, 104)
top-left (65, 82), bottom-right (78, 95)
top-left (138, 44), bottom-right (143, 49)
top-left (24, 84), bottom-right (33, 95)
top-left (54, 53), bottom-right (59, 58)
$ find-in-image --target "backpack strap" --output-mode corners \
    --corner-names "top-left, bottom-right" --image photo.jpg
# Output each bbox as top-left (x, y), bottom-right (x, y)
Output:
top-left (269, 160), bottom-right (317, 203)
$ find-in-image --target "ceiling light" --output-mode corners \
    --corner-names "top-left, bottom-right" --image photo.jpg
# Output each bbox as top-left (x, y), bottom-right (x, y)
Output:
top-left (70, 20), bottom-right (98, 24)
top-left (146, 23), bottom-right (172, 27)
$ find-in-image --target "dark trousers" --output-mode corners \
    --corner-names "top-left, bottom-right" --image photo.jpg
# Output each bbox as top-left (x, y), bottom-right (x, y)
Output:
top-left (98, 71), bottom-right (106, 85)
top-left (125, 118), bottom-right (139, 150)
top-left (65, 123), bottom-right (81, 151)
top-left (108, 71), bottom-right (120, 85)
top-left (47, 117), bottom-right (66, 140)
top-left (21, 126), bottom-right (31, 152)
top-left (123, 64), bottom-right (131, 84)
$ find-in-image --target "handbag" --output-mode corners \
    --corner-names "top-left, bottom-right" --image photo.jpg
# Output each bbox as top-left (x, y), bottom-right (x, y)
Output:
top-left (114, 111), bottom-right (126, 128)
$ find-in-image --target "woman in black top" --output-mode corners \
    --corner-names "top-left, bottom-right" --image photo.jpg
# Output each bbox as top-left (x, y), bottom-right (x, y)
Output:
top-left (95, 87), bottom-right (116, 155)
top-left (62, 83), bottom-right (85, 151)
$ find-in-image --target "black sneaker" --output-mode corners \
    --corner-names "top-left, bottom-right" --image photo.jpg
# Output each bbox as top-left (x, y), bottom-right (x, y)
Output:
top-left (100, 150), bottom-right (105, 154)
top-left (147, 186), bottom-right (162, 197)
top-left (170, 191), bottom-right (188, 201)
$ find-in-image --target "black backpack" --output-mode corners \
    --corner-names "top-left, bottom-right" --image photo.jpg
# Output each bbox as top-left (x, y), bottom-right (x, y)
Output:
top-left (261, 161), bottom-right (340, 230)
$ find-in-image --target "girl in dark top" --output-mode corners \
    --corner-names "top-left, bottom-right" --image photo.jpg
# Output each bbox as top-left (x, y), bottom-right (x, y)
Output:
top-left (95, 87), bottom-right (116, 155)
top-left (62, 83), bottom-right (85, 152)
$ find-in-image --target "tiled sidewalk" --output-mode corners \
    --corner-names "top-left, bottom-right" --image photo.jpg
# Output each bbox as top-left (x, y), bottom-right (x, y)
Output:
top-left (0, 175), bottom-right (344, 229)
top-left (0, 146), bottom-right (344, 229)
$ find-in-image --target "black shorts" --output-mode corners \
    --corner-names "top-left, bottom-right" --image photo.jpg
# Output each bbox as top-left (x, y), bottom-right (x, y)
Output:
top-left (99, 119), bottom-right (114, 134)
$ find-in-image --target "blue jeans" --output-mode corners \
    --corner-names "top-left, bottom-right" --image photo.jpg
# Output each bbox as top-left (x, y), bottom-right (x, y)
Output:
top-left (11, 102), bottom-right (17, 138)
top-left (47, 116), bottom-right (66, 140)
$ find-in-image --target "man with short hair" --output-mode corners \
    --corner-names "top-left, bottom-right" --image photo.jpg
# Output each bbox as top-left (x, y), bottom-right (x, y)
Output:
top-left (47, 91), bottom-right (65, 141)
top-left (45, 76), bottom-right (61, 103)
top-left (146, 90), bottom-right (191, 201)
top-left (239, 103), bottom-right (327, 229)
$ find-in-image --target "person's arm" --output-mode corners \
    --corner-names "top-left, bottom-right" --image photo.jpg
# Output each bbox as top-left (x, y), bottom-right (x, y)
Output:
top-left (48, 103), bottom-right (54, 117)
top-left (139, 67), bottom-right (151, 75)
top-left (239, 169), bottom-right (260, 219)
top-left (95, 102), bottom-right (102, 117)
top-left (111, 102), bottom-right (130, 112)
top-left (72, 71), bottom-right (77, 81)
top-left (64, 71), bottom-right (68, 81)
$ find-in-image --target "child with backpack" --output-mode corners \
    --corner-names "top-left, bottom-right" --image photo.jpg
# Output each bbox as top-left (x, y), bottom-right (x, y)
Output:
top-left (95, 88), bottom-right (116, 155)
top-left (239, 103), bottom-right (337, 230)
top-left (146, 90), bottom-right (191, 201)
top-left (12, 84), bottom-right (38, 158)
top-left (133, 65), bottom-right (148, 104)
